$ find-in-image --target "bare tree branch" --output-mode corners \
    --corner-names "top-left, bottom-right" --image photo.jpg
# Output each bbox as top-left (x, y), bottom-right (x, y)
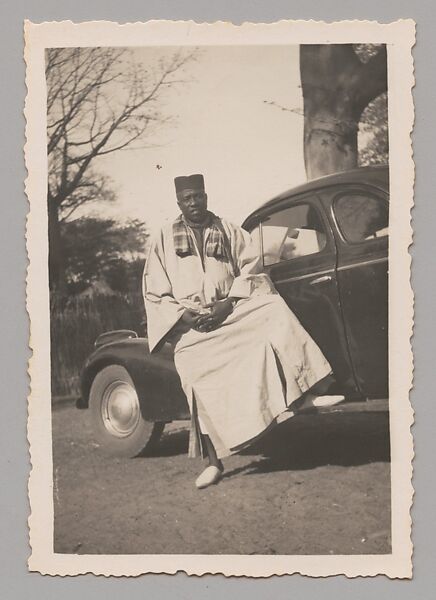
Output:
top-left (46, 46), bottom-right (197, 288)
top-left (47, 47), bottom-right (195, 204)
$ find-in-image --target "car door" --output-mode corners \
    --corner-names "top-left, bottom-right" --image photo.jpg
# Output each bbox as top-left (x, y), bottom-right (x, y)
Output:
top-left (253, 193), bottom-right (359, 396)
top-left (320, 185), bottom-right (389, 399)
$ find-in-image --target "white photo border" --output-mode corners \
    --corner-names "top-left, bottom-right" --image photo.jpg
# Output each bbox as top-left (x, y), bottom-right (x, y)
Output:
top-left (25, 18), bottom-right (415, 578)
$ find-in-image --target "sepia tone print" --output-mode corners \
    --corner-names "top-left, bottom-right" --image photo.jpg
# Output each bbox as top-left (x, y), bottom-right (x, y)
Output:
top-left (25, 19), bottom-right (414, 578)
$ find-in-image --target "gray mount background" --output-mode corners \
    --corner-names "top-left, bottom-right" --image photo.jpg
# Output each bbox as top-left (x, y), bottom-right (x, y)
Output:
top-left (1, 0), bottom-right (434, 597)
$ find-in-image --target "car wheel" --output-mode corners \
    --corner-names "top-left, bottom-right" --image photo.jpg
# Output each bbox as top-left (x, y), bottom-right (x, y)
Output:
top-left (89, 365), bottom-right (165, 457)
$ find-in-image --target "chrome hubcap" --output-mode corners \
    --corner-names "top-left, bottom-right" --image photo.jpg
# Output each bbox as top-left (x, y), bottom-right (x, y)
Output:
top-left (101, 380), bottom-right (140, 437)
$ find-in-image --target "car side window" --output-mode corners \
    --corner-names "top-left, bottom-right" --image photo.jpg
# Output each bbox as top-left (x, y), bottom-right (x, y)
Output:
top-left (334, 193), bottom-right (388, 243)
top-left (248, 225), bottom-right (261, 257)
top-left (261, 203), bottom-right (327, 267)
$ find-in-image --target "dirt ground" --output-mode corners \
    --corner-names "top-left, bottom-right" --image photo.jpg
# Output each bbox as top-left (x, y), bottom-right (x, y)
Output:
top-left (52, 402), bottom-right (391, 555)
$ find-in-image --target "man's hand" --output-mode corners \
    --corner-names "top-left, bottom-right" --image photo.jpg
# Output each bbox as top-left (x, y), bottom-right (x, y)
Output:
top-left (195, 298), bottom-right (234, 333)
top-left (181, 309), bottom-right (201, 329)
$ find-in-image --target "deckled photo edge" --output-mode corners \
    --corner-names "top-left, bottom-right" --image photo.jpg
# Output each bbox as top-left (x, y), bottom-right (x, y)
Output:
top-left (25, 18), bottom-right (415, 578)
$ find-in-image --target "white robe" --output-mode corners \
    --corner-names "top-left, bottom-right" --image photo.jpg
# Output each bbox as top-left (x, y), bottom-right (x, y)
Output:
top-left (144, 217), bottom-right (331, 458)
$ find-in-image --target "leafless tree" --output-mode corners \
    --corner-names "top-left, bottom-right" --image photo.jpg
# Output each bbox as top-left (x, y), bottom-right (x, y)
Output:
top-left (46, 47), bottom-right (194, 289)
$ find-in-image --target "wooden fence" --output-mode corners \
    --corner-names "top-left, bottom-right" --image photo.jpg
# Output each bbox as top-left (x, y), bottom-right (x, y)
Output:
top-left (50, 292), bottom-right (145, 397)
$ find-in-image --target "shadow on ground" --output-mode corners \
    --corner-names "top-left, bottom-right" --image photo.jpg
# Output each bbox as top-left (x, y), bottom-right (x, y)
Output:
top-left (52, 404), bottom-right (391, 555)
top-left (154, 411), bottom-right (390, 475)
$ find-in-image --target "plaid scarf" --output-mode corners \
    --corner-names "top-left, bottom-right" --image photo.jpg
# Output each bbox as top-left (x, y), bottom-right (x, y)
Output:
top-left (173, 211), bottom-right (232, 263)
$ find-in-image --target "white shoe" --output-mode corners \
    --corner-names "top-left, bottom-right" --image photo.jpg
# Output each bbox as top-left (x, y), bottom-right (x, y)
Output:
top-left (299, 393), bottom-right (345, 410)
top-left (195, 466), bottom-right (223, 489)
top-left (312, 394), bottom-right (345, 407)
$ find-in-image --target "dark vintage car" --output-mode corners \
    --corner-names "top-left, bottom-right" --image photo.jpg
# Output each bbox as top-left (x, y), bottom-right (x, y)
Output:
top-left (79, 165), bottom-right (389, 457)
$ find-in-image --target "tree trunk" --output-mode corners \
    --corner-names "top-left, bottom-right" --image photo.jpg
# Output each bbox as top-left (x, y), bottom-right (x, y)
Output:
top-left (48, 195), bottom-right (66, 292)
top-left (303, 108), bottom-right (359, 180)
top-left (300, 44), bottom-right (387, 180)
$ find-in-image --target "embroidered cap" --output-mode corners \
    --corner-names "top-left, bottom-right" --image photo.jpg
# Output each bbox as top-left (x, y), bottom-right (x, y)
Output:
top-left (174, 174), bottom-right (205, 194)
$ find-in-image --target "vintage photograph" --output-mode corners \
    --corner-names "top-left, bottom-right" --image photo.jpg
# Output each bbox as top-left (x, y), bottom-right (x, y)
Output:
top-left (25, 20), bottom-right (414, 577)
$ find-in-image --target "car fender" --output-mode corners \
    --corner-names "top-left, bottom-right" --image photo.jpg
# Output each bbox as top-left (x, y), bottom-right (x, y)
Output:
top-left (80, 336), bottom-right (190, 422)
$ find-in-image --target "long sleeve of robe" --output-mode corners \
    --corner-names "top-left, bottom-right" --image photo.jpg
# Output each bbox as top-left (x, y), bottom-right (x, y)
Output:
top-left (143, 231), bottom-right (186, 353)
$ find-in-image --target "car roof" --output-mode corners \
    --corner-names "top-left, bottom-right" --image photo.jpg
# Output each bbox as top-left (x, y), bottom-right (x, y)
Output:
top-left (244, 165), bottom-right (389, 223)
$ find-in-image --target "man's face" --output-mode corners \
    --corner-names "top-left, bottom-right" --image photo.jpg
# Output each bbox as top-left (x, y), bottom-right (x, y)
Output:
top-left (177, 189), bottom-right (208, 223)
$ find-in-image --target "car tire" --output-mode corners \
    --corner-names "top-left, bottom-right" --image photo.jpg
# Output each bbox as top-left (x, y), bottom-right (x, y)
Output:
top-left (89, 364), bottom-right (165, 458)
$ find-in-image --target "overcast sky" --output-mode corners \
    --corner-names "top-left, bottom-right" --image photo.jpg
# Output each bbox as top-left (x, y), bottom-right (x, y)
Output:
top-left (90, 45), bottom-right (306, 234)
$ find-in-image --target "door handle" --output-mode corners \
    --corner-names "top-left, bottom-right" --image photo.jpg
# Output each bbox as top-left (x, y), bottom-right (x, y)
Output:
top-left (309, 275), bottom-right (333, 285)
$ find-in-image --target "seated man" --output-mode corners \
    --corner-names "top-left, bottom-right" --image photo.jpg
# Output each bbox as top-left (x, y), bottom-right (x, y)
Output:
top-left (144, 173), bottom-right (342, 489)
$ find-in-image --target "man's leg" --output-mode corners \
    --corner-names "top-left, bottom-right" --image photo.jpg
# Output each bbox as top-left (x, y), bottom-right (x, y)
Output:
top-left (202, 434), bottom-right (224, 471)
top-left (195, 435), bottom-right (224, 489)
